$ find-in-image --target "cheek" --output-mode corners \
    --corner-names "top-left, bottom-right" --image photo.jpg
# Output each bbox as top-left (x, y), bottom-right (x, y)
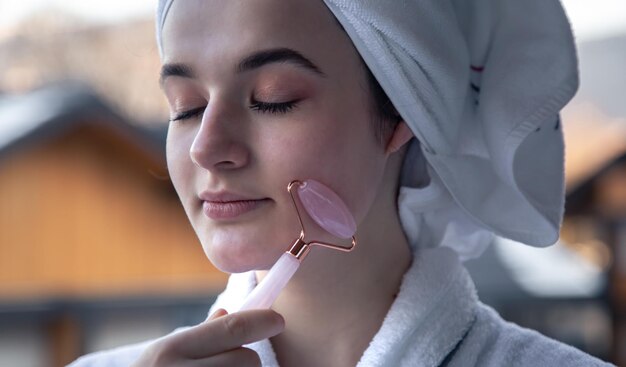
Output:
top-left (329, 141), bottom-right (387, 225)
top-left (258, 117), bottom-right (386, 227)
top-left (166, 128), bottom-right (196, 206)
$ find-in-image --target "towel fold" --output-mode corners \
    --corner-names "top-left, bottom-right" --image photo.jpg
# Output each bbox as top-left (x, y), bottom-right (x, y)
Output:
top-left (321, 0), bottom-right (579, 258)
top-left (67, 247), bottom-right (612, 366)
top-left (206, 247), bottom-right (610, 366)
top-left (208, 247), bottom-right (479, 367)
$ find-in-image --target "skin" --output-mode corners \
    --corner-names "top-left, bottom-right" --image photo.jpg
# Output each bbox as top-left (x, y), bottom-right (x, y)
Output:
top-left (143, 0), bottom-right (415, 365)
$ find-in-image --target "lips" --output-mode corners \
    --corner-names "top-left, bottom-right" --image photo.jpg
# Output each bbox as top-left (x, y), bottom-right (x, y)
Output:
top-left (199, 191), bottom-right (271, 220)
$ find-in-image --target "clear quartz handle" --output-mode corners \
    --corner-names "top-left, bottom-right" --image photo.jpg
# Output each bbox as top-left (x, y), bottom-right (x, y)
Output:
top-left (238, 252), bottom-right (301, 311)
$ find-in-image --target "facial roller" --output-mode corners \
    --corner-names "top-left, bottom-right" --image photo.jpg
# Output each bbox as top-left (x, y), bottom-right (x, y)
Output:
top-left (237, 180), bottom-right (357, 311)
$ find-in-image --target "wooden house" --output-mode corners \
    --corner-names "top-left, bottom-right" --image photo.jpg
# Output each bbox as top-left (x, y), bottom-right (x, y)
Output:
top-left (0, 82), bottom-right (227, 367)
top-left (463, 104), bottom-right (626, 364)
top-left (564, 148), bottom-right (626, 365)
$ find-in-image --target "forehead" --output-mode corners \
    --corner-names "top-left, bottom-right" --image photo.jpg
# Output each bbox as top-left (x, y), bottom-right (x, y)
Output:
top-left (161, 0), bottom-right (347, 65)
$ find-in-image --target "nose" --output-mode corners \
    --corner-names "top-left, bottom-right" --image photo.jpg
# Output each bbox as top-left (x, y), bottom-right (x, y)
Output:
top-left (189, 104), bottom-right (250, 171)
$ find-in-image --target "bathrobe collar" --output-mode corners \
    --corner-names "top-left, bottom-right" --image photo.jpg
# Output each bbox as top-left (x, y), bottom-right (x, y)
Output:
top-left (209, 247), bottom-right (478, 367)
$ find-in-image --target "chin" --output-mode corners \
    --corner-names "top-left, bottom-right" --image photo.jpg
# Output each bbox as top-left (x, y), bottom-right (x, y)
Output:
top-left (203, 241), bottom-right (283, 274)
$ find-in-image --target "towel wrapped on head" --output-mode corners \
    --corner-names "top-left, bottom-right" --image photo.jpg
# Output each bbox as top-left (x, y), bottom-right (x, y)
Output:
top-left (156, 0), bottom-right (579, 260)
top-left (320, 0), bottom-right (578, 259)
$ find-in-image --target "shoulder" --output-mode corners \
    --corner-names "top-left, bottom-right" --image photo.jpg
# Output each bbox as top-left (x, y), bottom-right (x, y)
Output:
top-left (444, 303), bottom-right (614, 367)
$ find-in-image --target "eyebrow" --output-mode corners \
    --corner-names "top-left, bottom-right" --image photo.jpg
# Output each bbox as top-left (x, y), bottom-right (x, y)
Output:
top-left (159, 63), bottom-right (195, 86)
top-left (237, 47), bottom-right (325, 76)
top-left (159, 47), bottom-right (325, 87)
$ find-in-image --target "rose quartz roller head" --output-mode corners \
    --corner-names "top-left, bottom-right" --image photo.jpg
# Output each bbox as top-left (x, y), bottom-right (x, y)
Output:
top-left (296, 180), bottom-right (357, 239)
top-left (237, 180), bottom-right (357, 311)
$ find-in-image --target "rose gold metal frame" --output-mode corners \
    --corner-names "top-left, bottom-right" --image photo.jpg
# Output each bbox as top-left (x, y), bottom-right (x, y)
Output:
top-left (286, 180), bottom-right (357, 260)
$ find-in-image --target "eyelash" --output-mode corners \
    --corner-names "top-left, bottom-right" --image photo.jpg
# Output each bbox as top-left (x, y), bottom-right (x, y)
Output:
top-left (170, 106), bottom-right (205, 122)
top-left (250, 100), bottom-right (298, 114)
top-left (170, 100), bottom-right (299, 122)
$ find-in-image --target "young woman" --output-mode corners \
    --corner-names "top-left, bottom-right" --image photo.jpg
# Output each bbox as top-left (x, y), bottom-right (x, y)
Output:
top-left (71, 0), bottom-right (612, 366)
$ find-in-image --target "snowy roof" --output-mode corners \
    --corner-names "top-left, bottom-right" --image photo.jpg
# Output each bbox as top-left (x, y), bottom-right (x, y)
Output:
top-left (465, 237), bottom-right (606, 302)
top-left (0, 81), bottom-right (166, 161)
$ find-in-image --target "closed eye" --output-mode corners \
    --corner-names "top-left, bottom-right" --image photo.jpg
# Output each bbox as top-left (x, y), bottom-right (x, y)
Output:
top-left (170, 106), bottom-right (206, 122)
top-left (170, 100), bottom-right (300, 122)
top-left (250, 100), bottom-right (299, 114)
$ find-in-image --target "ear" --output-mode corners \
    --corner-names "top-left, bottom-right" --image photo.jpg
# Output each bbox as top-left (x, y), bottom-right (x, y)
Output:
top-left (385, 121), bottom-right (414, 155)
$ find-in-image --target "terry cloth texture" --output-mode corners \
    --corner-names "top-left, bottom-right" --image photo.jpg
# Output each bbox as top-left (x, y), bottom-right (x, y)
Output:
top-left (68, 248), bottom-right (613, 366)
top-left (320, 0), bottom-right (579, 259)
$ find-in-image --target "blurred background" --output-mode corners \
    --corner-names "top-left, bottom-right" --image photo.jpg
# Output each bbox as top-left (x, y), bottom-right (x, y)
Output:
top-left (0, 1), bottom-right (624, 366)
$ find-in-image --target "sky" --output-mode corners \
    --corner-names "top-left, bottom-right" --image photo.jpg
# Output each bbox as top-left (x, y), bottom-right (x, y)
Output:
top-left (0, 0), bottom-right (154, 28)
top-left (0, 0), bottom-right (625, 42)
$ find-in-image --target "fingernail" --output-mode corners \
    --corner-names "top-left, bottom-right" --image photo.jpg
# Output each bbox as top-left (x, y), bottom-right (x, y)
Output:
top-left (208, 308), bottom-right (228, 321)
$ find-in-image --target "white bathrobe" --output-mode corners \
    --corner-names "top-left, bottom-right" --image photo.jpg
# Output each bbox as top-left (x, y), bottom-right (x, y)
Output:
top-left (69, 247), bottom-right (612, 366)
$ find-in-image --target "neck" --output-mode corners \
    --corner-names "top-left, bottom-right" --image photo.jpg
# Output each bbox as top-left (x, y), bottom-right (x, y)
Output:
top-left (257, 151), bottom-right (412, 367)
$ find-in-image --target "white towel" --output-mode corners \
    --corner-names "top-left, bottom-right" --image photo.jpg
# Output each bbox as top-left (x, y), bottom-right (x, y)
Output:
top-left (320, 0), bottom-right (579, 258)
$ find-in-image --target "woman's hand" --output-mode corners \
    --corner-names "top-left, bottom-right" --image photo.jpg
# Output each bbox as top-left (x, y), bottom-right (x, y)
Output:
top-left (131, 308), bottom-right (284, 366)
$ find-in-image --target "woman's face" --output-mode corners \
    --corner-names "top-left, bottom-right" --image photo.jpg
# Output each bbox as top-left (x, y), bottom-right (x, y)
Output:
top-left (161, 0), bottom-right (390, 273)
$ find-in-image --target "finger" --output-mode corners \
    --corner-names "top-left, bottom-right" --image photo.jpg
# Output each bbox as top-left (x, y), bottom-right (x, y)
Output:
top-left (206, 308), bottom-right (228, 321)
top-left (168, 309), bottom-right (284, 359)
